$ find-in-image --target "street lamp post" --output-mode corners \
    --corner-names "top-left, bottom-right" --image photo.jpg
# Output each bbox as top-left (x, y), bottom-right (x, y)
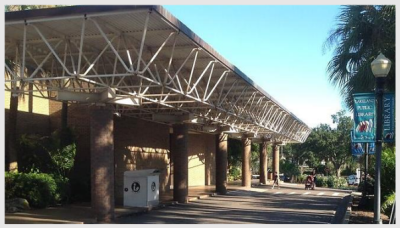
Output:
top-left (370, 53), bottom-right (392, 224)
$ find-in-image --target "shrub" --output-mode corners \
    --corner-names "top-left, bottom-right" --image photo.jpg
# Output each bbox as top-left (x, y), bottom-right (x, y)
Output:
top-left (336, 177), bottom-right (348, 188)
top-left (17, 128), bottom-right (76, 203)
top-left (228, 166), bottom-right (241, 181)
top-left (380, 146), bottom-right (395, 200)
top-left (381, 192), bottom-right (395, 216)
top-left (358, 176), bottom-right (375, 195)
top-left (18, 128), bottom-right (76, 177)
top-left (325, 176), bottom-right (348, 188)
top-left (327, 176), bottom-right (336, 188)
top-left (18, 134), bottom-right (52, 174)
top-left (51, 175), bottom-right (70, 204)
top-left (5, 172), bottom-right (58, 208)
top-left (296, 174), bottom-right (307, 183)
top-left (316, 176), bottom-right (328, 187)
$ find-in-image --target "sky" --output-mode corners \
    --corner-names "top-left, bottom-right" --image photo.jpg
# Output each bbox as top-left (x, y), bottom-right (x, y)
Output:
top-left (161, 5), bottom-right (346, 128)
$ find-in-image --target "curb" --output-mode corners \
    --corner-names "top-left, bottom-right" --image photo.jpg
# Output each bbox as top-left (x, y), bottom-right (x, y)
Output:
top-left (343, 195), bottom-right (353, 224)
top-left (331, 194), bottom-right (353, 224)
top-left (188, 192), bottom-right (218, 202)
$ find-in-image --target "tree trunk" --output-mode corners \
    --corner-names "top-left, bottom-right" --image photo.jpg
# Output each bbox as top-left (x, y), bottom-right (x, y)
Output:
top-left (61, 101), bottom-right (68, 131)
top-left (336, 167), bottom-right (341, 177)
top-left (60, 101), bottom-right (69, 146)
top-left (7, 88), bottom-right (19, 172)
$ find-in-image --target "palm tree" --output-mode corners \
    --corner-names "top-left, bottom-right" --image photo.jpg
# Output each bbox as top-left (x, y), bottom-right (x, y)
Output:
top-left (324, 5), bottom-right (395, 110)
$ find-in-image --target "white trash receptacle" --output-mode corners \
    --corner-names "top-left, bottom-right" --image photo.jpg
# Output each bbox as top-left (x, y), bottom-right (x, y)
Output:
top-left (123, 169), bottom-right (160, 207)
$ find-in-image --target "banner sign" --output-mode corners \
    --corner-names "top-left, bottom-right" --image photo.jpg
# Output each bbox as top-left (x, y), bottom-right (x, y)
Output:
top-left (368, 142), bottom-right (375, 155)
top-left (382, 93), bottom-right (395, 142)
top-left (353, 93), bottom-right (376, 142)
top-left (352, 142), bottom-right (364, 156)
top-left (351, 129), bottom-right (375, 156)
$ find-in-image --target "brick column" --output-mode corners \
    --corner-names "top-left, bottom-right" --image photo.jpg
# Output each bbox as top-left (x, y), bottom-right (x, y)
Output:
top-left (242, 136), bottom-right (251, 187)
top-left (216, 132), bottom-right (228, 194)
top-left (259, 141), bottom-right (268, 185)
top-left (171, 123), bottom-right (188, 203)
top-left (272, 144), bottom-right (280, 177)
top-left (90, 106), bottom-right (115, 223)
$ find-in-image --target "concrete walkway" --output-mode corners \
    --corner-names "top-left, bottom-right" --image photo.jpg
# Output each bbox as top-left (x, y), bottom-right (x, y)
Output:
top-left (5, 183), bottom-right (242, 224)
top-left (4, 180), bottom-right (351, 224)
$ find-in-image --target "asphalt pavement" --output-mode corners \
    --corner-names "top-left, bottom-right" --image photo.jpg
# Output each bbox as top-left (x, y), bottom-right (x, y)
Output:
top-left (5, 180), bottom-right (351, 224)
top-left (118, 182), bottom-right (351, 224)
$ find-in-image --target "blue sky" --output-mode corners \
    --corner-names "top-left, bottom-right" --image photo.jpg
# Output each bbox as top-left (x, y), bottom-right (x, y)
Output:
top-left (163, 5), bottom-right (347, 128)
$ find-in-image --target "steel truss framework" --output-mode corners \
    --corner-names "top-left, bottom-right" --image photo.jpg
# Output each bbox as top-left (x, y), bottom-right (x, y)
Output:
top-left (5, 5), bottom-right (311, 143)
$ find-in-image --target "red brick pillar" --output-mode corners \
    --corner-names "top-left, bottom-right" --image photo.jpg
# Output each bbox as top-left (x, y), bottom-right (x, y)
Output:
top-left (90, 106), bottom-right (115, 223)
top-left (272, 144), bottom-right (280, 177)
top-left (216, 132), bottom-right (228, 194)
top-left (242, 136), bottom-right (251, 187)
top-left (172, 123), bottom-right (188, 203)
top-left (259, 141), bottom-right (268, 185)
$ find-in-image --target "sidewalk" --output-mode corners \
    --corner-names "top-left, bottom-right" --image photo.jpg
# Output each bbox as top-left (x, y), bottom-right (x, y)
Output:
top-left (5, 180), bottom-right (350, 224)
top-left (5, 183), bottom-right (254, 224)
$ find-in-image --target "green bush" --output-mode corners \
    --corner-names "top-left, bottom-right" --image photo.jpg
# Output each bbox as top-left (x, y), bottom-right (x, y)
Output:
top-left (228, 166), bottom-right (241, 181)
top-left (336, 177), bottom-right (348, 188)
top-left (316, 176), bottom-right (328, 187)
top-left (381, 192), bottom-right (395, 216)
top-left (51, 175), bottom-right (70, 204)
top-left (325, 175), bottom-right (347, 188)
top-left (327, 176), bottom-right (335, 188)
top-left (18, 134), bottom-right (53, 174)
top-left (357, 177), bottom-right (375, 195)
top-left (296, 174), bottom-right (307, 183)
top-left (18, 130), bottom-right (76, 177)
top-left (5, 172), bottom-right (58, 208)
top-left (16, 128), bottom-right (76, 203)
top-left (380, 146), bottom-right (395, 200)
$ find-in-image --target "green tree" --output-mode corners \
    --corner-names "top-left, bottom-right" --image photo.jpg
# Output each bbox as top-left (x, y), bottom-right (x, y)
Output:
top-left (299, 110), bottom-right (353, 177)
top-left (5, 5), bottom-right (62, 12)
top-left (320, 111), bottom-right (353, 177)
top-left (324, 5), bottom-right (395, 110)
top-left (251, 143), bottom-right (260, 174)
top-left (369, 145), bottom-right (396, 200)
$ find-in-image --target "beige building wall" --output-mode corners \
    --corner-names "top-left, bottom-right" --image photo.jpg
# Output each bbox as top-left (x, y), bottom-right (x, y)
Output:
top-left (188, 133), bottom-right (216, 186)
top-left (4, 82), bottom-right (50, 116)
top-left (4, 82), bottom-right (51, 137)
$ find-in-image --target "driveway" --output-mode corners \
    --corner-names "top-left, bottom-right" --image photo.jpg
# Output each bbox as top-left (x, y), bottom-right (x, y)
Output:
top-left (118, 183), bottom-right (350, 224)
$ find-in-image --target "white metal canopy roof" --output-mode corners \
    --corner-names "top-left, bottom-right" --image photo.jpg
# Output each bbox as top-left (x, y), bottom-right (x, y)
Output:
top-left (5, 5), bottom-right (311, 143)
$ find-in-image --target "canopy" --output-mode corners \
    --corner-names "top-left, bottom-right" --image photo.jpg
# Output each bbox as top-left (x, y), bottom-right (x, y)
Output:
top-left (5, 5), bottom-right (311, 143)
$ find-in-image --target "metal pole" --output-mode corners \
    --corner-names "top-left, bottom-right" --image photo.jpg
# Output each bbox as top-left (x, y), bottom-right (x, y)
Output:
top-left (363, 143), bottom-right (369, 197)
top-left (374, 77), bottom-right (384, 224)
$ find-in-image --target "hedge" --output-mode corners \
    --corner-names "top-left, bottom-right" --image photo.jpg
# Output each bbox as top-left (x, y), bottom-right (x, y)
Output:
top-left (299, 174), bottom-right (348, 189)
top-left (5, 172), bottom-right (58, 208)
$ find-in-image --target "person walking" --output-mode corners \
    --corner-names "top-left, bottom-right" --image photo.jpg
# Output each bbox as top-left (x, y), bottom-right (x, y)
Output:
top-left (272, 172), bottom-right (280, 189)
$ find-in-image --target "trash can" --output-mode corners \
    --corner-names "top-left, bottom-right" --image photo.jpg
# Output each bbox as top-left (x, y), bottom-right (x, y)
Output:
top-left (123, 169), bottom-right (160, 207)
